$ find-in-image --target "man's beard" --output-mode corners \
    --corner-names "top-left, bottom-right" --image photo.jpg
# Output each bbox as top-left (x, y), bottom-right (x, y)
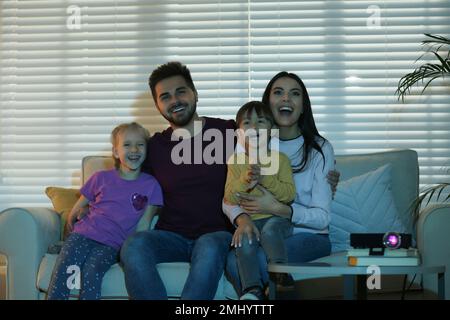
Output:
top-left (162, 102), bottom-right (197, 127)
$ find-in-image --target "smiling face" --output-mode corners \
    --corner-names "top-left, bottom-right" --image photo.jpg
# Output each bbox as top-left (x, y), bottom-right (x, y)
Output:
top-left (238, 108), bottom-right (272, 156)
top-left (239, 108), bottom-right (272, 137)
top-left (113, 128), bottom-right (147, 174)
top-left (268, 76), bottom-right (304, 129)
top-left (154, 75), bottom-right (198, 128)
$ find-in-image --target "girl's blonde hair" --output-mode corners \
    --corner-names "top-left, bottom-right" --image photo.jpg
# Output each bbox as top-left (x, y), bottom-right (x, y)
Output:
top-left (110, 122), bottom-right (150, 169)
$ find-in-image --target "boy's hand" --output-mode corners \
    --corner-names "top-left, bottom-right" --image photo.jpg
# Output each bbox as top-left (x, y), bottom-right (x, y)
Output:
top-left (246, 164), bottom-right (261, 191)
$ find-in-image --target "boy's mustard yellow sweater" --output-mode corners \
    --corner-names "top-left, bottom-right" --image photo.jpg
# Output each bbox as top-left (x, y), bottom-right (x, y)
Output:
top-left (224, 151), bottom-right (296, 220)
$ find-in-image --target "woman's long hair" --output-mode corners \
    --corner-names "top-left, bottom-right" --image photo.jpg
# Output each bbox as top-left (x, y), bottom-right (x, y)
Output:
top-left (262, 71), bottom-right (325, 173)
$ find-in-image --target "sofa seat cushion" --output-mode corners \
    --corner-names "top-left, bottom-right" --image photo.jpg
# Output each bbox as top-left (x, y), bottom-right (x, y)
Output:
top-left (223, 278), bottom-right (239, 300)
top-left (37, 253), bottom-right (229, 299)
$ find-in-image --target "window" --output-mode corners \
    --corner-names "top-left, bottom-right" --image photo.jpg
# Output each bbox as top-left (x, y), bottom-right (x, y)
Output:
top-left (1, 0), bottom-right (449, 209)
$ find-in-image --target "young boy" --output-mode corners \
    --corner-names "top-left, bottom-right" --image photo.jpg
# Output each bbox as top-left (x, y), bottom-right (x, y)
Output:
top-left (224, 101), bottom-right (296, 300)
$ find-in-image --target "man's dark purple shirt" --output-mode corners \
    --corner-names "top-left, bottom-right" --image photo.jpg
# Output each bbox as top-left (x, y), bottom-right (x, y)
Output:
top-left (143, 117), bottom-right (236, 239)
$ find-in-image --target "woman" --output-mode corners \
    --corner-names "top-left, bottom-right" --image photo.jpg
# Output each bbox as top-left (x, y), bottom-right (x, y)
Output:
top-left (224, 71), bottom-right (338, 298)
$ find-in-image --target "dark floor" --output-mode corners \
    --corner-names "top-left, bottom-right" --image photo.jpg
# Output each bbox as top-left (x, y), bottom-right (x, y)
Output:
top-left (276, 284), bottom-right (439, 300)
top-left (281, 290), bottom-right (438, 300)
top-left (0, 269), bottom-right (440, 300)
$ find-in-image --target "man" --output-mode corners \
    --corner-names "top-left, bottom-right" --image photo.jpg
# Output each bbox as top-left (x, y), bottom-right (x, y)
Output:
top-left (120, 61), bottom-right (235, 300)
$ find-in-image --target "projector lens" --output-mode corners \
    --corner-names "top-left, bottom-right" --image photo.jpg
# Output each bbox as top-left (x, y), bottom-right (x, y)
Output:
top-left (383, 232), bottom-right (401, 249)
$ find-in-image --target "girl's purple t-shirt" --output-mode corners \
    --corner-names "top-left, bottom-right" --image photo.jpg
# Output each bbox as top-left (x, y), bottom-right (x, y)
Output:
top-left (73, 169), bottom-right (163, 250)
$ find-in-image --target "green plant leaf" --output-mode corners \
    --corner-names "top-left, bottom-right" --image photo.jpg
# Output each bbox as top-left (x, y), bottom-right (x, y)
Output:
top-left (396, 33), bottom-right (450, 101)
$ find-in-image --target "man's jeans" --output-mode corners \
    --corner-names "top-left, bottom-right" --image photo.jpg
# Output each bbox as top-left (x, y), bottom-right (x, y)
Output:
top-left (120, 229), bottom-right (232, 300)
top-left (226, 232), bottom-right (331, 295)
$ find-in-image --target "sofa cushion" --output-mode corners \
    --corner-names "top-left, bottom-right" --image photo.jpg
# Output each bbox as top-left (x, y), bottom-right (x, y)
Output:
top-left (335, 149), bottom-right (418, 236)
top-left (37, 253), bottom-right (230, 299)
top-left (45, 187), bottom-right (81, 240)
top-left (82, 156), bottom-right (114, 184)
top-left (329, 164), bottom-right (407, 253)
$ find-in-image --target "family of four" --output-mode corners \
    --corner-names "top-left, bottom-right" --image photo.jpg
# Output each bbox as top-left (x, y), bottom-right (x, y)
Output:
top-left (46, 61), bottom-right (339, 300)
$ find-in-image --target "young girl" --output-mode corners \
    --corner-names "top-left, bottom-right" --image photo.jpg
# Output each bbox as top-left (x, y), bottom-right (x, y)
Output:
top-left (47, 122), bottom-right (163, 300)
top-left (224, 101), bottom-right (296, 300)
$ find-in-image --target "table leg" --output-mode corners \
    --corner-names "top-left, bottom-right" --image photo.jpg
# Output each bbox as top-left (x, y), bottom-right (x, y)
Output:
top-left (438, 272), bottom-right (445, 300)
top-left (357, 275), bottom-right (367, 300)
top-left (268, 272), bottom-right (277, 300)
top-left (344, 275), bottom-right (355, 300)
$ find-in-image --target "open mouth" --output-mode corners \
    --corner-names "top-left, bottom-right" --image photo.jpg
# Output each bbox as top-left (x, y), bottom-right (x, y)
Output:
top-left (171, 103), bottom-right (187, 114)
top-left (279, 106), bottom-right (293, 112)
top-left (127, 155), bottom-right (142, 162)
top-left (278, 106), bottom-right (293, 116)
top-left (172, 106), bottom-right (185, 113)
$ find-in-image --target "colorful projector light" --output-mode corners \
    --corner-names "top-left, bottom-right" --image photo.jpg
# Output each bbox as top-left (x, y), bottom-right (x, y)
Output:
top-left (383, 232), bottom-right (401, 249)
top-left (350, 233), bottom-right (412, 249)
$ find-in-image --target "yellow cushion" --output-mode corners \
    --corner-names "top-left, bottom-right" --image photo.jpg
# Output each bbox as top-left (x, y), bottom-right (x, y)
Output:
top-left (45, 187), bottom-right (81, 240)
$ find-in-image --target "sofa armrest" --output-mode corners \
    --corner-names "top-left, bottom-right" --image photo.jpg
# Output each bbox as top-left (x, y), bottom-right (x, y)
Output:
top-left (416, 203), bottom-right (450, 299)
top-left (0, 207), bottom-right (60, 299)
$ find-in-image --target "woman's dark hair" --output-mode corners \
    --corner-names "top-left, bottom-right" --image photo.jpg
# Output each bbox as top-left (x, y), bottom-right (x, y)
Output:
top-left (262, 71), bottom-right (325, 173)
top-left (236, 100), bottom-right (274, 127)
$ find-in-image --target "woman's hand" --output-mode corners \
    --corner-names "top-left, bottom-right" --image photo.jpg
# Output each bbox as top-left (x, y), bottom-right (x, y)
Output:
top-left (232, 213), bottom-right (260, 247)
top-left (237, 185), bottom-right (280, 215)
top-left (327, 168), bottom-right (340, 198)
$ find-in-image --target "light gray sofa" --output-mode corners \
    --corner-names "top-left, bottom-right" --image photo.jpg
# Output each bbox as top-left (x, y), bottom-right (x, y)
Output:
top-left (0, 149), bottom-right (449, 299)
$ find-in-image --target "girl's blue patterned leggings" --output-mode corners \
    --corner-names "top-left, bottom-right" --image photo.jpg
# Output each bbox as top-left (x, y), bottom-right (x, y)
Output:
top-left (46, 232), bottom-right (118, 300)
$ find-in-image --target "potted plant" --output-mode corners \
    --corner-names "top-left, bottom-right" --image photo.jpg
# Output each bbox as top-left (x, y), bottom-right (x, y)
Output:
top-left (396, 33), bottom-right (450, 224)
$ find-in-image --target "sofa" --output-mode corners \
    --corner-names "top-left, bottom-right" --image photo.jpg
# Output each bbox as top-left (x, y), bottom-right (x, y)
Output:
top-left (0, 149), bottom-right (449, 299)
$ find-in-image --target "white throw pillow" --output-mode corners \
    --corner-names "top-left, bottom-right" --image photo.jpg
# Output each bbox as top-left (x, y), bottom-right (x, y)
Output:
top-left (330, 164), bottom-right (407, 253)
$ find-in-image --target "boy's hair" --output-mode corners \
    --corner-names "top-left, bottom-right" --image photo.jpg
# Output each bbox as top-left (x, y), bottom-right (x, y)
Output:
top-left (148, 61), bottom-right (197, 104)
top-left (110, 122), bottom-right (150, 169)
top-left (236, 101), bottom-right (274, 127)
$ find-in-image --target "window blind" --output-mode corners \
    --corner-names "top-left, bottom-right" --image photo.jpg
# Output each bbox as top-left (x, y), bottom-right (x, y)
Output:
top-left (1, 0), bottom-right (449, 210)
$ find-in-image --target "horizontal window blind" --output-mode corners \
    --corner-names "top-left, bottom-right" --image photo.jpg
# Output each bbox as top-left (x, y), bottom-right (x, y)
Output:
top-left (1, 0), bottom-right (449, 210)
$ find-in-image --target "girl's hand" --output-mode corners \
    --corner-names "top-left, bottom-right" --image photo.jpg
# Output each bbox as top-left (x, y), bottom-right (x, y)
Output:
top-left (232, 213), bottom-right (260, 247)
top-left (67, 212), bottom-right (77, 232)
top-left (67, 206), bottom-right (88, 231)
top-left (237, 185), bottom-right (280, 215)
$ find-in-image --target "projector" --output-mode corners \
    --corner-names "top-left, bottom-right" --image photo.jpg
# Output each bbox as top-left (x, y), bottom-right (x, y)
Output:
top-left (350, 232), bottom-right (412, 251)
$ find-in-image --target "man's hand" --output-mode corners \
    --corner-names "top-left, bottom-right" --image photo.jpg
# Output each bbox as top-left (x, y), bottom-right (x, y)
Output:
top-left (327, 168), bottom-right (340, 198)
top-left (232, 213), bottom-right (260, 247)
